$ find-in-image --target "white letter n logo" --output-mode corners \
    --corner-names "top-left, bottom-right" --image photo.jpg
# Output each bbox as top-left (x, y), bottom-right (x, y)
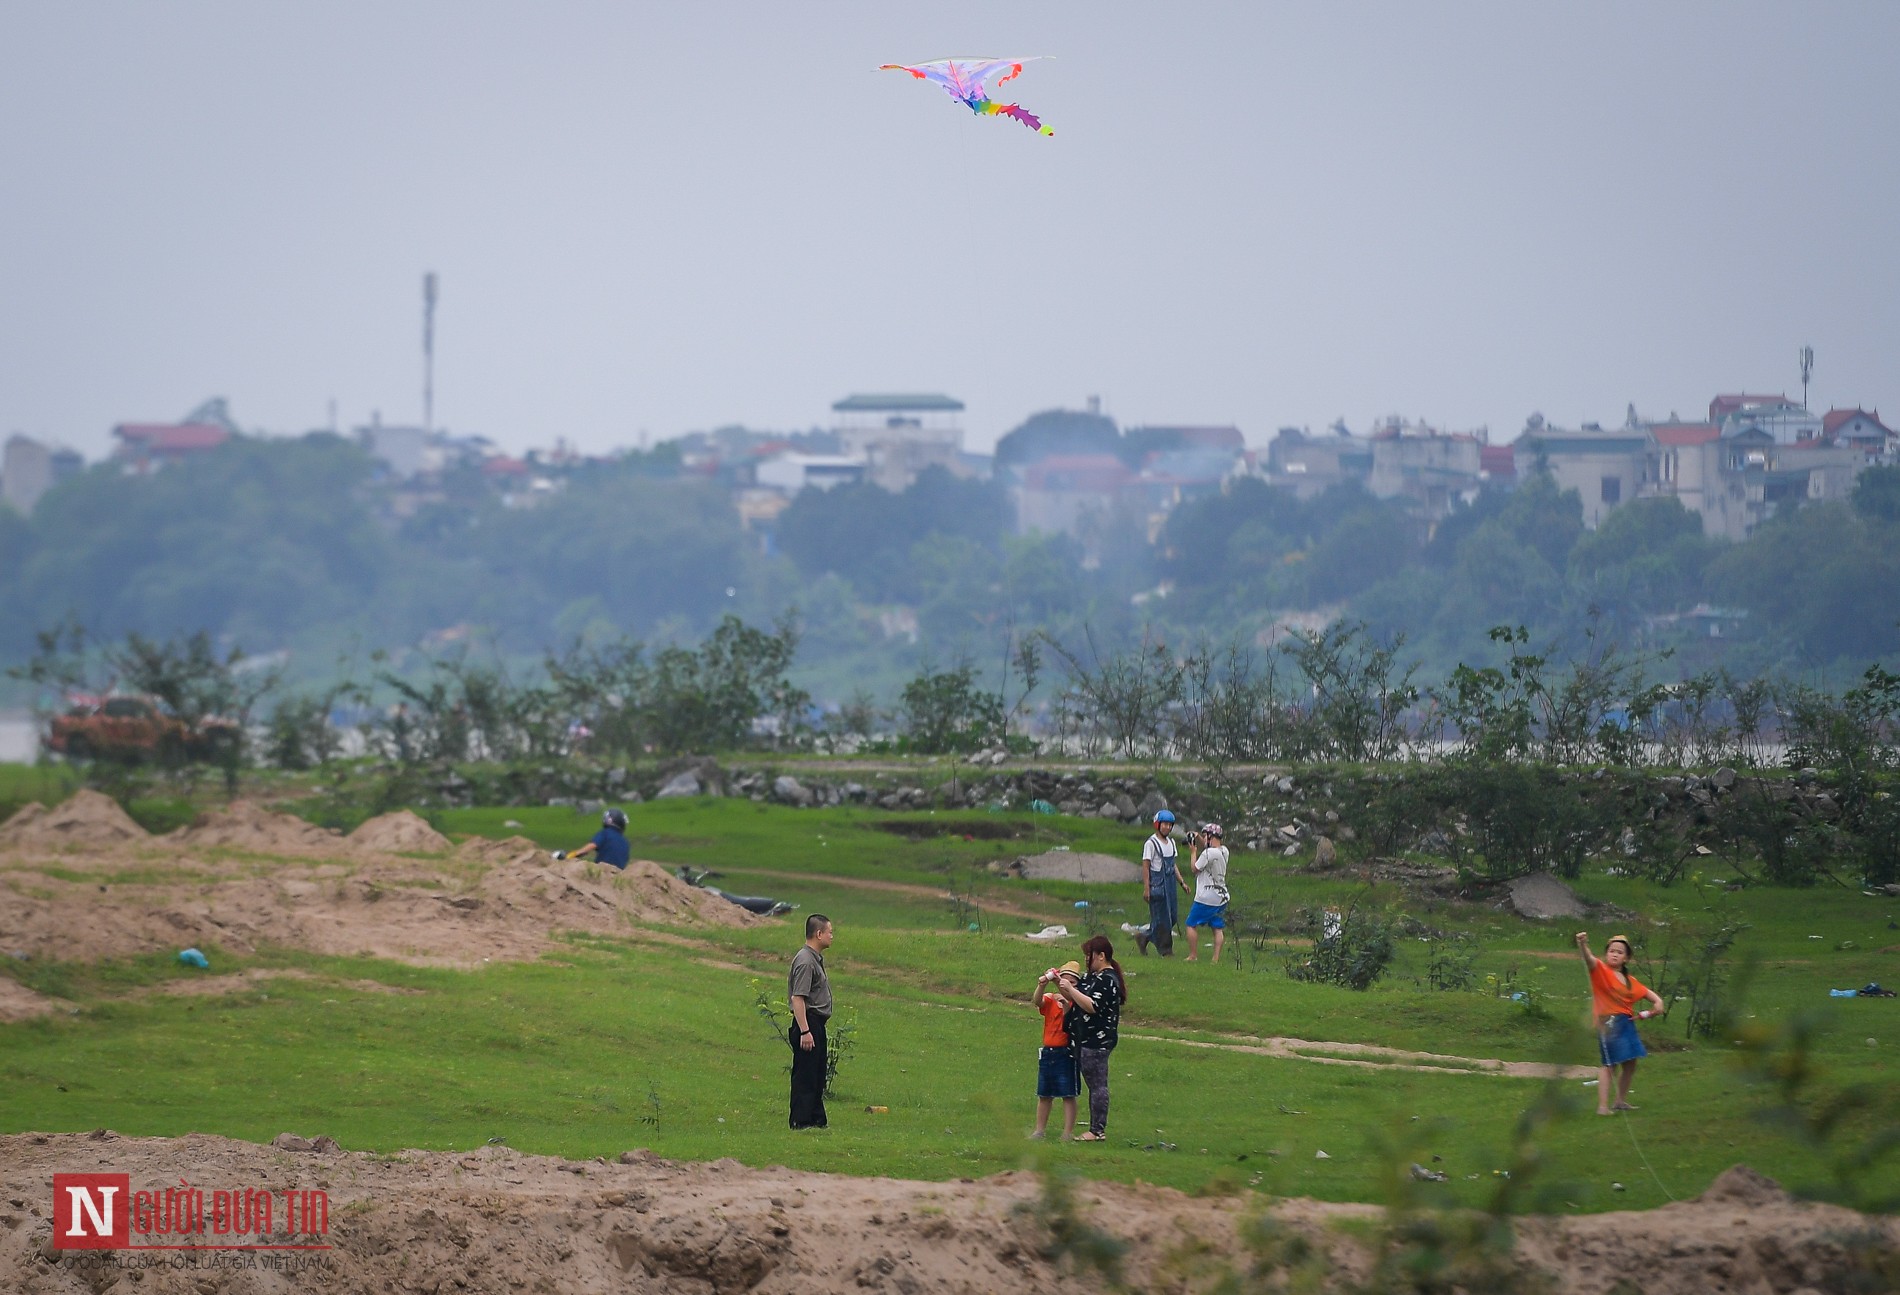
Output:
top-left (52, 1173), bottom-right (129, 1249)
top-left (65, 1184), bottom-right (118, 1237)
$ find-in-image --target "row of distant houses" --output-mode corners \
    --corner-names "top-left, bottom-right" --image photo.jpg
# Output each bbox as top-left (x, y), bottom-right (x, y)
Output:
top-left (1266, 396), bottom-right (1894, 541)
top-left (713, 394), bottom-right (1252, 561)
top-left (0, 434), bottom-right (84, 516)
top-left (8, 390), bottom-right (1890, 554)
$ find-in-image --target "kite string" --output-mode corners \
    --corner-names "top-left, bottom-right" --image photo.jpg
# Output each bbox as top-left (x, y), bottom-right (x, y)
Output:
top-left (1620, 1112), bottom-right (1678, 1202)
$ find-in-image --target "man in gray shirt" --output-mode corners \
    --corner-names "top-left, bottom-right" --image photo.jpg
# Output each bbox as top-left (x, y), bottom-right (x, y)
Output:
top-left (788, 913), bottom-right (834, 1129)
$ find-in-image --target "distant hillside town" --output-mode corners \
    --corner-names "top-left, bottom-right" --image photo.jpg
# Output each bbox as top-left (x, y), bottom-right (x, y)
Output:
top-left (6, 388), bottom-right (1892, 553)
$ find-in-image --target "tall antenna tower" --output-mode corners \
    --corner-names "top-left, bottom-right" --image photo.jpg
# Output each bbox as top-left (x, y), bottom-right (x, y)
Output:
top-left (423, 272), bottom-right (439, 430)
top-left (1799, 344), bottom-right (1814, 410)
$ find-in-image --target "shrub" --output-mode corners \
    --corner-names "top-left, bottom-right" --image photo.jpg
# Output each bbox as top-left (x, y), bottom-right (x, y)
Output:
top-left (1284, 901), bottom-right (1396, 991)
top-left (1440, 763), bottom-right (1605, 880)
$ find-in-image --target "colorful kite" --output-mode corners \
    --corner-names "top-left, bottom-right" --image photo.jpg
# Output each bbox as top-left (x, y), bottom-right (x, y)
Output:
top-left (879, 57), bottom-right (1054, 136)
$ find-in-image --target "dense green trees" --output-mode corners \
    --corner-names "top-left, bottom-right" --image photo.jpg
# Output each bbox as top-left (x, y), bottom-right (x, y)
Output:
top-left (992, 407), bottom-right (1120, 468)
top-left (776, 467), bottom-right (1009, 603)
top-left (1569, 496), bottom-right (1713, 610)
top-left (2, 433), bottom-right (1896, 696)
top-left (1709, 501), bottom-right (1900, 664)
top-left (2, 436), bottom-right (389, 655)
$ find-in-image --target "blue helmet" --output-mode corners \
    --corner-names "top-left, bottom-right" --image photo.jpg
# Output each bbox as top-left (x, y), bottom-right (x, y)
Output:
top-left (1153, 809), bottom-right (1176, 824)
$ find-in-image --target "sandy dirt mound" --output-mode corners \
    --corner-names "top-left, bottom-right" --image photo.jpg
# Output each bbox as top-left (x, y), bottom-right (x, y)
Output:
top-left (1, 1134), bottom-right (1891, 1295)
top-left (0, 976), bottom-right (70, 1022)
top-left (455, 834), bottom-right (544, 865)
top-left (484, 857), bottom-right (762, 932)
top-left (1013, 849), bottom-right (1141, 883)
top-left (166, 799), bottom-right (346, 854)
top-left (0, 828), bottom-right (760, 969)
top-left (0, 789), bottom-right (148, 851)
top-left (348, 810), bottom-right (453, 854)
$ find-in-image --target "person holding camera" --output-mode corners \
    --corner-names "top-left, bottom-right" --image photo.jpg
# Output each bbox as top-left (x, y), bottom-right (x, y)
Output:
top-left (1184, 822), bottom-right (1230, 963)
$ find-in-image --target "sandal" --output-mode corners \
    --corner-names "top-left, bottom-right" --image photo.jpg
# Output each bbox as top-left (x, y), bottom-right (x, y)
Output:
top-left (1074, 1132), bottom-right (1104, 1142)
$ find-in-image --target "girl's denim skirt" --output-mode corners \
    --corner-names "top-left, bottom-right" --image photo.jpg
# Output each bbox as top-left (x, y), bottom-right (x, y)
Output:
top-left (1598, 1013), bottom-right (1648, 1067)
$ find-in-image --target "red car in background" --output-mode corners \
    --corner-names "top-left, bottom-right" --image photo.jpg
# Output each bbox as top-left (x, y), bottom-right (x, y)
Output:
top-left (47, 695), bottom-right (240, 765)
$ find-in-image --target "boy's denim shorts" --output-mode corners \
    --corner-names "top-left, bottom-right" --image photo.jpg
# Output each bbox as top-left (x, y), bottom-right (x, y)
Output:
top-left (1036, 1045), bottom-right (1080, 1098)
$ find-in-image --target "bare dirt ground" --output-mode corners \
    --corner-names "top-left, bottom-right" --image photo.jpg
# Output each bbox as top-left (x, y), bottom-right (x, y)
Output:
top-left (1011, 850), bottom-right (1141, 884)
top-left (0, 976), bottom-right (70, 1023)
top-left (0, 793), bottom-right (759, 981)
top-left (2, 1132), bottom-right (1892, 1294)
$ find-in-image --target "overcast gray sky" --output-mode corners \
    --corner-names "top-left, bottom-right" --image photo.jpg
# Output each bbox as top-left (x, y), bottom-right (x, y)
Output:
top-left (2, 2), bottom-right (1896, 459)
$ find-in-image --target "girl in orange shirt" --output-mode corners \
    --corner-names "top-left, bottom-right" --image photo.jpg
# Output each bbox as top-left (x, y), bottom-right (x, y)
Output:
top-left (1575, 931), bottom-right (1665, 1115)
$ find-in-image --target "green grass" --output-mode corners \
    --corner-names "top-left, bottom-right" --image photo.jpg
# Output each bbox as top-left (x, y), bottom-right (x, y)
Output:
top-left (0, 762), bottom-right (79, 822)
top-left (2, 787), bottom-right (1896, 1214)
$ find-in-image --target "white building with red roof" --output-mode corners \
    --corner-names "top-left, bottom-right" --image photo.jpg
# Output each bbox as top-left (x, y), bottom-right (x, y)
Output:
top-left (1821, 408), bottom-right (1892, 459)
top-left (111, 421), bottom-right (231, 472)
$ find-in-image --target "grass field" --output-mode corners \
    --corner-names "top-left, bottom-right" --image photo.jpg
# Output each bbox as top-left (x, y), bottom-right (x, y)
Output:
top-left (3, 785), bottom-right (1897, 1215)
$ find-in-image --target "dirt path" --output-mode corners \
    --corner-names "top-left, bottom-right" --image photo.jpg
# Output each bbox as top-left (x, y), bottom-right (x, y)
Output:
top-left (1, 1132), bottom-right (1886, 1294)
top-left (779, 757), bottom-right (1292, 777)
top-left (1125, 1032), bottom-right (1597, 1080)
top-left (724, 867), bottom-right (1068, 925)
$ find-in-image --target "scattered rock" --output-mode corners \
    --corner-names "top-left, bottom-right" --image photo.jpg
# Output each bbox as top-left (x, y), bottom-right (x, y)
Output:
top-left (1013, 851), bottom-right (1141, 884)
top-left (655, 770), bottom-right (702, 799)
top-left (1503, 872), bottom-right (1588, 921)
top-left (773, 776), bottom-right (814, 807)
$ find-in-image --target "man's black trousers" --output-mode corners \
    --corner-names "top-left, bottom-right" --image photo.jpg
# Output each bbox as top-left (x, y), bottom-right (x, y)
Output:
top-left (789, 1016), bottom-right (828, 1129)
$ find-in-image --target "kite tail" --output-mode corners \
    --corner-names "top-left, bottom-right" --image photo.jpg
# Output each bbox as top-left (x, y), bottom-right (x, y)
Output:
top-left (970, 97), bottom-right (1054, 136)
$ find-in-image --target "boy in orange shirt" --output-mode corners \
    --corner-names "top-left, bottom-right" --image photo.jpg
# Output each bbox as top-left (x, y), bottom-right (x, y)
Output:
top-left (1030, 961), bottom-right (1082, 1139)
top-left (1575, 931), bottom-right (1666, 1115)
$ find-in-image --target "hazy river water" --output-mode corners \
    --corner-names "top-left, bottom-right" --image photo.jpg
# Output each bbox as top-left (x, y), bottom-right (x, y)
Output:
top-left (0, 714), bottom-right (37, 763)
